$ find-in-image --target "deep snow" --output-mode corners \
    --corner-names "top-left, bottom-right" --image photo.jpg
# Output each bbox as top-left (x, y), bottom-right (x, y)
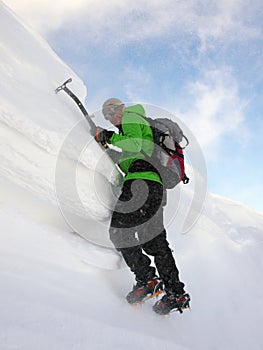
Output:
top-left (0, 1), bottom-right (263, 349)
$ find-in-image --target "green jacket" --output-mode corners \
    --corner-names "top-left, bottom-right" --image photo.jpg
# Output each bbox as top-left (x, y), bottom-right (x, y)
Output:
top-left (109, 104), bottom-right (162, 185)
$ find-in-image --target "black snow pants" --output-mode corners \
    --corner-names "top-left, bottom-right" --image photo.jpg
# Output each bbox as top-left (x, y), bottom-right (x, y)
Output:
top-left (109, 179), bottom-right (185, 294)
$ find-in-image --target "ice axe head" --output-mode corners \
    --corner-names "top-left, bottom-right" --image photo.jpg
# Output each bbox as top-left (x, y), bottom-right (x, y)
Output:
top-left (55, 78), bottom-right (72, 93)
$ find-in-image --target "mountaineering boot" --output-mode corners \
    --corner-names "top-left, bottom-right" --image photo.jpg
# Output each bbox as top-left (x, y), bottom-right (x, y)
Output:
top-left (152, 292), bottom-right (190, 315)
top-left (126, 277), bottom-right (163, 304)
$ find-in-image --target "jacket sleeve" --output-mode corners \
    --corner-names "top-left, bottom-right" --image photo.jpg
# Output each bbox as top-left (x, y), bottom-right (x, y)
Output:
top-left (109, 115), bottom-right (143, 153)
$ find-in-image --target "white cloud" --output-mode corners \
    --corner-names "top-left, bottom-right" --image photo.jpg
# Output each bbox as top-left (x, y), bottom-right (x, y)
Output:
top-left (194, 0), bottom-right (262, 52)
top-left (122, 65), bottom-right (152, 102)
top-left (4, 0), bottom-right (262, 50)
top-left (3, 0), bottom-right (87, 32)
top-left (172, 68), bottom-right (248, 159)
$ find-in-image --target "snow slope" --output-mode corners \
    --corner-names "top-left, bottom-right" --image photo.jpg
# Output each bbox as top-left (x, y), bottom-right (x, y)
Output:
top-left (0, 0), bottom-right (121, 244)
top-left (1, 2), bottom-right (263, 349)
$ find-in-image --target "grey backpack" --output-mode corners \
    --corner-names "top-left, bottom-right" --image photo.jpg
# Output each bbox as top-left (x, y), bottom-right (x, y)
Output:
top-left (145, 117), bottom-right (189, 189)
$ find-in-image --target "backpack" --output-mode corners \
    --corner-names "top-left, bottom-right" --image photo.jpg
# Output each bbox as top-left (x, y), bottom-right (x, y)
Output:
top-left (144, 117), bottom-right (190, 189)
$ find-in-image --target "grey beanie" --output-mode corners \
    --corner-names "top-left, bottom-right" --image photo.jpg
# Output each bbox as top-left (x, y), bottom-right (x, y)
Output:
top-left (102, 98), bottom-right (124, 117)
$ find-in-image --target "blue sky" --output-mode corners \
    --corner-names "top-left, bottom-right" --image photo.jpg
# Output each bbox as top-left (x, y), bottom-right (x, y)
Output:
top-left (4, 0), bottom-right (263, 212)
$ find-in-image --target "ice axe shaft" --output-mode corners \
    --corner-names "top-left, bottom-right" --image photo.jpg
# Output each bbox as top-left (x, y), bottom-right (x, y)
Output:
top-left (55, 78), bottom-right (108, 149)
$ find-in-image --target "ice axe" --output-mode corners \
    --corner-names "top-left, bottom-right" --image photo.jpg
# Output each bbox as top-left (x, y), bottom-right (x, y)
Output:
top-left (55, 78), bottom-right (108, 149)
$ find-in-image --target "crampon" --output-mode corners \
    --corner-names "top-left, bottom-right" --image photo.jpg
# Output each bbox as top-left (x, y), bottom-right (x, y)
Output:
top-left (126, 278), bottom-right (163, 305)
top-left (153, 292), bottom-right (191, 315)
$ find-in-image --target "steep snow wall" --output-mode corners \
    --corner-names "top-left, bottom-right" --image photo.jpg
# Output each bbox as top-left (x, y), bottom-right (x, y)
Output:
top-left (0, 1), bottom-right (120, 231)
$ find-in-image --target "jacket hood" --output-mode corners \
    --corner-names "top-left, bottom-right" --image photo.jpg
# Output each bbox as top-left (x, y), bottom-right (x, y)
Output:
top-left (124, 104), bottom-right (146, 116)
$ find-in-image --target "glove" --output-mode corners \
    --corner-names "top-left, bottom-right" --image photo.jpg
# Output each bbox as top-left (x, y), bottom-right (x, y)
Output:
top-left (95, 127), bottom-right (114, 144)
